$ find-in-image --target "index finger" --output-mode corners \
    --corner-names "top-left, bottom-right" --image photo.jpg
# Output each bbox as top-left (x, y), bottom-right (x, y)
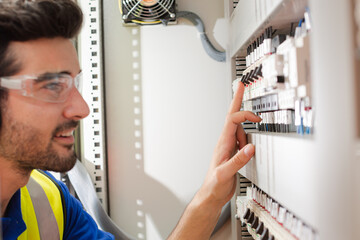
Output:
top-left (228, 82), bottom-right (245, 114)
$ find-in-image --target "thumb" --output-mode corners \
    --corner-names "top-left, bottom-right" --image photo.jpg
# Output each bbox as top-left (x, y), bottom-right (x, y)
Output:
top-left (216, 144), bottom-right (255, 182)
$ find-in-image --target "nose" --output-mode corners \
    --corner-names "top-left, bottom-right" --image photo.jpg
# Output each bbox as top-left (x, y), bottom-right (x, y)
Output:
top-left (63, 87), bottom-right (90, 120)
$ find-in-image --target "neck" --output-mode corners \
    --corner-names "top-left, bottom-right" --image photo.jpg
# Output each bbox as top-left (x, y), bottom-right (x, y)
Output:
top-left (0, 159), bottom-right (31, 217)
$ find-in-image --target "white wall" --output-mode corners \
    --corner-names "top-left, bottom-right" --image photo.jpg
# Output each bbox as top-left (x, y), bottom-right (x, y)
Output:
top-left (103, 1), bottom-right (230, 239)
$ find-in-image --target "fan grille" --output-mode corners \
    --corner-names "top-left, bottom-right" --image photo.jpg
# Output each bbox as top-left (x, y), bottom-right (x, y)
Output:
top-left (122, 0), bottom-right (175, 21)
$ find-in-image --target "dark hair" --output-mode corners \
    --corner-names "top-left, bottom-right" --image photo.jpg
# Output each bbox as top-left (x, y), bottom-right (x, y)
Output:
top-left (0, 0), bottom-right (83, 76)
top-left (0, 0), bottom-right (83, 125)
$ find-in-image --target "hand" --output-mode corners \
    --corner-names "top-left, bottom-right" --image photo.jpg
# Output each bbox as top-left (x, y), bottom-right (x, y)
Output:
top-left (195, 82), bottom-right (262, 210)
top-left (167, 83), bottom-right (261, 240)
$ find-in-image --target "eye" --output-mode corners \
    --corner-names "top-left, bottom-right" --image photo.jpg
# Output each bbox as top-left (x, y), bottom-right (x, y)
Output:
top-left (33, 74), bottom-right (72, 102)
top-left (35, 78), bottom-right (70, 100)
top-left (43, 81), bottom-right (66, 92)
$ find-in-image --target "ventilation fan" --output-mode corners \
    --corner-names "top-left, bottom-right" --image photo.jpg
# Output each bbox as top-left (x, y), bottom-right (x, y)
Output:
top-left (120, 0), bottom-right (176, 25)
top-left (118, 1), bottom-right (226, 62)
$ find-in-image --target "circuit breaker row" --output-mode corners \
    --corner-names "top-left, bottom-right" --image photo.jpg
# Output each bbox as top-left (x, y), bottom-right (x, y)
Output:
top-left (237, 175), bottom-right (254, 240)
top-left (233, 11), bottom-right (313, 135)
top-left (236, 185), bottom-right (317, 240)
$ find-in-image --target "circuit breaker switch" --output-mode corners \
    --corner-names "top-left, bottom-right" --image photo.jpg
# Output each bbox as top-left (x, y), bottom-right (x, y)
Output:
top-left (251, 216), bottom-right (259, 229)
top-left (248, 211), bottom-right (255, 224)
top-left (255, 64), bottom-right (263, 77)
top-left (243, 208), bottom-right (251, 220)
top-left (256, 221), bottom-right (264, 235)
top-left (260, 228), bottom-right (269, 240)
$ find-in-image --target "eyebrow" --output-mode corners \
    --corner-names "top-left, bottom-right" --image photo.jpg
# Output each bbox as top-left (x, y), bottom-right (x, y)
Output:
top-left (40, 71), bottom-right (71, 76)
top-left (39, 69), bottom-right (81, 76)
top-left (35, 70), bottom-right (82, 82)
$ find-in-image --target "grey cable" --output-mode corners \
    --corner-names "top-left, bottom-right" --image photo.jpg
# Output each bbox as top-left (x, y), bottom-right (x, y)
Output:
top-left (67, 160), bottom-right (135, 240)
top-left (67, 159), bottom-right (229, 238)
top-left (176, 11), bottom-right (226, 62)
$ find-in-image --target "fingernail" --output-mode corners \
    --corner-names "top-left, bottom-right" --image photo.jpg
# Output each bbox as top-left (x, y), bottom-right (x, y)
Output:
top-left (244, 144), bottom-right (255, 157)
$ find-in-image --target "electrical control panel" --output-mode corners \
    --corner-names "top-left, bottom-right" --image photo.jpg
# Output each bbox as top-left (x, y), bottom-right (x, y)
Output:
top-left (235, 180), bottom-right (317, 240)
top-left (226, 0), bottom-right (360, 239)
top-left (233, 19), bottom-right (312, 135)
top-left (228, 1), bottom-right (317, 238)
top-left (76, 0), bottom-right (359, 239)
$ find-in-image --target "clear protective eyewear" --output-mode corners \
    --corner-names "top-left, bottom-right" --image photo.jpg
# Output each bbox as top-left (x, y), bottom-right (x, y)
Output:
top-left (0, 72), bottom-right (82, 103)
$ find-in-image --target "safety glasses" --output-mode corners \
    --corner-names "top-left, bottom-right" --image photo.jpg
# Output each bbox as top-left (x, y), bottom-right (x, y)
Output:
top-left (0, 72), bottom-right (82, 103)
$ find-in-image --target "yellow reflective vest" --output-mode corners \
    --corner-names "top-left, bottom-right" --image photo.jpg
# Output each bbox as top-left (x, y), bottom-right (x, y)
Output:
top-left (18, 169), bottom-right (65, 240)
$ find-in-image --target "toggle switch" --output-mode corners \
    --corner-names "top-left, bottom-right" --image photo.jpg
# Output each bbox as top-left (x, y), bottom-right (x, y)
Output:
top-left (243, 208), bottom-right (251, 221)
top-left (241, 72), bottom-right (250, 85)
top-left (251, 216), bottom-right (259, 229)
top-left (253, 64), bottom-right (263, 79)
top-left (256, 222), bottom-right (264, 235)
top-left (245, 71), bottom-right (253, 84)
top-left (248, 69), bottom-right (256, 82)
top-left (260, 228), bottom-right (269, 240)
top-left (248, 211), bottom-right (255, 224)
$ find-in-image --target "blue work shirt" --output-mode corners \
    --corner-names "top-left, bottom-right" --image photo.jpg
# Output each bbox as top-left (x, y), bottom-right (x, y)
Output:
top-left (1, 171), bottom-right (114, 240)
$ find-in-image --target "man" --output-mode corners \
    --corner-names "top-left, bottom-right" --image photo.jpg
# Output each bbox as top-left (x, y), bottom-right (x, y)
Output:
top-left (0, 0), bottom-right (261, 239)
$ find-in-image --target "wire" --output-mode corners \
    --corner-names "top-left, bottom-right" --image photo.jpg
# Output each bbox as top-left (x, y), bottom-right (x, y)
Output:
top-left (68, 160), bottom-right (135, 240)
top-left (117, 3), bottom-right (226, 61)
top-left (298, 18), bottom-right (305, 27)
top-left (177, 11), bottom-right (226, 62)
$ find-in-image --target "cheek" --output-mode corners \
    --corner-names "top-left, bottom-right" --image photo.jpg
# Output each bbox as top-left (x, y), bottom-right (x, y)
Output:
top-left (5, 94), bottom-right (63, 135)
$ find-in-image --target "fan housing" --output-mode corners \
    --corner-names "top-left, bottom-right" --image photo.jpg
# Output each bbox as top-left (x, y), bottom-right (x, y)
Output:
top-left (121, 0), bottom-right (176, 25)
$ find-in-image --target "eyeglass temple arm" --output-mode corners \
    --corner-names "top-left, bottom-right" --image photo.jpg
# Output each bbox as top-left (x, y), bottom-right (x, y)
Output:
top-left (0, 78), bottom-right (23, 89)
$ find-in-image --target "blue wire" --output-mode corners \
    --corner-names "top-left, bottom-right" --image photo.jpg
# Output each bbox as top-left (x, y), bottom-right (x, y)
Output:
top-left (298, 18), bottom-right (304, 27)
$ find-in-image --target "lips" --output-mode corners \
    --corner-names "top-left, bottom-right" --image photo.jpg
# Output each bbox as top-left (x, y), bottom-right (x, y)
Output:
top-left (53, 128), bottom-right (76, 145)
top-left (52, 121), bottom-right (79, 146)
top-left (55, 130), bottom-right (75, 137)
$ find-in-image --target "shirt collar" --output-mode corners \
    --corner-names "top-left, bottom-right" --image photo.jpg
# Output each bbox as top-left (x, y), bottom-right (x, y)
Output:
top-left (1, 189), bottom-right (27, 239)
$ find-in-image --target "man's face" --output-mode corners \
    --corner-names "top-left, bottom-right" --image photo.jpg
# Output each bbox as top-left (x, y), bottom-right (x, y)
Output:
top-left (0, 38), bottom-right (90, 173)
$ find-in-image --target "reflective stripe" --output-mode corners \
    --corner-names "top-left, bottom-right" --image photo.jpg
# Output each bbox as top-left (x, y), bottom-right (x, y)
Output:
top-left (31, 170), bottom-right (64, 239)
top-left (27, 176), bottom-right (60, 240)
top-left (19, 170), bottom-right (64, 240)
top-left (19, 187), bottom-right (40, 240)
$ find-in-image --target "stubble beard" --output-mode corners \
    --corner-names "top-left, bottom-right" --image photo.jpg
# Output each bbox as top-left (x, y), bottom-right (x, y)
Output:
top-left (0, 112), bottom-right (78, 174)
